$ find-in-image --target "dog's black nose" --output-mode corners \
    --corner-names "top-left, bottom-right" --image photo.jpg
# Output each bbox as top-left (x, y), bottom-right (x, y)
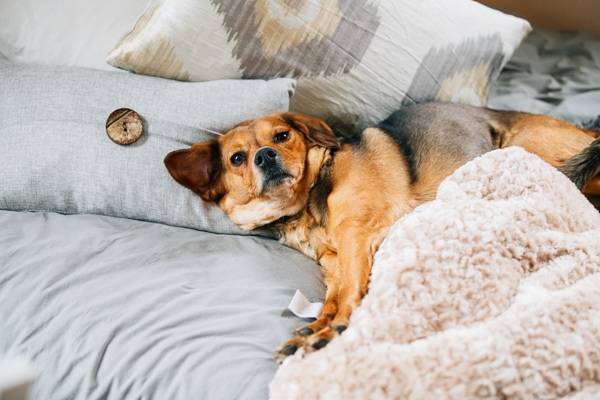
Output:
top-left (254, 147), bottom-right (278, 168)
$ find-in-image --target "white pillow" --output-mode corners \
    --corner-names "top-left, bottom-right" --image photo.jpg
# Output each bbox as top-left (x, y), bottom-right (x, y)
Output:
top-left (0, 0), bottom-right (150, 70)
top-left (107, 0), bottom-right (531, 128)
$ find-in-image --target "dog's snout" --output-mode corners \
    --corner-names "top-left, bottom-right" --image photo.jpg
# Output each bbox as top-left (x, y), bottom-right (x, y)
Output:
top-left (254, 147), bottom-right (291, 191)
top-left (254, 147), bottom-right (278, 168)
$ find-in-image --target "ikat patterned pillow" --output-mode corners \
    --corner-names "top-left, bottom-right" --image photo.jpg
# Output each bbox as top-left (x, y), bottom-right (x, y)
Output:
top-left (108, 0), bottom-right (531, 128)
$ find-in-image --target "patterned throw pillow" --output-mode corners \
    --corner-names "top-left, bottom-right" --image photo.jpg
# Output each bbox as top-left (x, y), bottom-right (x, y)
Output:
top-left (108, 0), bottom-right (531, 128)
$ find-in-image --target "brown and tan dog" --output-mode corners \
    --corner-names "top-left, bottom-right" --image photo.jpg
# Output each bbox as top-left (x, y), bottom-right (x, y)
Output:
top-left (164, 102), bottom-right (600, 360)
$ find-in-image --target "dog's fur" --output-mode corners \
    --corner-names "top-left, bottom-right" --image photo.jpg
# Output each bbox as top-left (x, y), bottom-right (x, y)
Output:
top-left (164, 102), bottom-right (600, 360)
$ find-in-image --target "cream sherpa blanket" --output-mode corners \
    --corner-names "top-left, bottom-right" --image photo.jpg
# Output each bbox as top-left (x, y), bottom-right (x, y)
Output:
top-left (271, 148), bottom-right (600, 400)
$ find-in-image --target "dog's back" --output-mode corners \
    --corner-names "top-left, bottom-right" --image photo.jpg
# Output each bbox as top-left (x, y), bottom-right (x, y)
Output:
top-left (377, 103), bottom-right (502, 200)
top-left (374, 102), bottom-right (600, 201)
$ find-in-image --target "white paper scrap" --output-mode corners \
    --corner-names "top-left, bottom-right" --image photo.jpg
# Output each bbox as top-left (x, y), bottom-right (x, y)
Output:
top-left (287, 290), bottom-right (323, 319)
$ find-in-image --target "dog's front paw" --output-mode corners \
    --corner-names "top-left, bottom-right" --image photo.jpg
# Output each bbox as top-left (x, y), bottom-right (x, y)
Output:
top-left (275, 323), bottom-right (349, 362)
top-left (275, 335), bottom-right (305, 363)
top-left (305, 324), bottom-right (346, 350)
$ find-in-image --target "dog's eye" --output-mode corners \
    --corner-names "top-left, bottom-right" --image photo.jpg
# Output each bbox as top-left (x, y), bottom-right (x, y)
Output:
top-left (273, 131), bottom-right (290, 143)
top-left (230, 151), bottom-right (246, 166)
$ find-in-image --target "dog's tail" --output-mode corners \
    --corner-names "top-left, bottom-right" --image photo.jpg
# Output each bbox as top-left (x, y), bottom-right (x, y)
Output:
top-left (559, 136), bottom-right (600, 189)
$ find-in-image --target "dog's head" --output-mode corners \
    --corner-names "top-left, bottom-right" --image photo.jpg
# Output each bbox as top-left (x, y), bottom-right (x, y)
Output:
top-left (164, 112), bottom-right (338, 230)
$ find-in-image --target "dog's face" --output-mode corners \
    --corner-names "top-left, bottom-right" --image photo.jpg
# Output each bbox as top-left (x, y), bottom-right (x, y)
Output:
top-left (164, 113), bottom-right (339, 230)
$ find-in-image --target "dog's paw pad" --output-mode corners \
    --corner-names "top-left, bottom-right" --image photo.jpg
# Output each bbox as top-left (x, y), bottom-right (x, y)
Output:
top-left (279, 344), bottom-right (298, 356)
top-left (312, 339), bottom-right (329, 350)
top-left (333, 325), bottom-right (347, 334)
top-left (297, 327), bottom-right (314, 336)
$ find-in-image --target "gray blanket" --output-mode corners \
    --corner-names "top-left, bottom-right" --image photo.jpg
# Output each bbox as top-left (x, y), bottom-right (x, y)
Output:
top-left (0, 211), bottom-right (322, 399)
top-left (489, 29), bottom-right (600, 124)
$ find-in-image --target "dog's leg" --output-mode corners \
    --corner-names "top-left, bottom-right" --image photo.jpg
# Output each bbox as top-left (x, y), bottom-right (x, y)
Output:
top-left (500, 115), bottom-right (596, 168)
top-left (500, 116), bottom-right (600, 204)
top-left (275, 250), bottom-right (339, 361)
top-left (331, 225), bottom-right (373, 330)
top-left (304, 222), bottom-right (385, 350)
top-left (296, 250), bottom-right (339, 337)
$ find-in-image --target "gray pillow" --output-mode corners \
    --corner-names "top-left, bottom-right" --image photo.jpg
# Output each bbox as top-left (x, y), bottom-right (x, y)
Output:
top-left (0, 62), bottom-right (295, 234)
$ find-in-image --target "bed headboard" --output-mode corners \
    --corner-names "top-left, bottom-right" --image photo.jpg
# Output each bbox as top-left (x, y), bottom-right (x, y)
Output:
top-left (479, 0), bottom-right (600, 35)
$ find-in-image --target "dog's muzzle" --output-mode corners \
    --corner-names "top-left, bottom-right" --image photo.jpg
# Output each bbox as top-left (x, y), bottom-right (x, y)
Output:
top-left (254, 147), bottom-right (292, 190)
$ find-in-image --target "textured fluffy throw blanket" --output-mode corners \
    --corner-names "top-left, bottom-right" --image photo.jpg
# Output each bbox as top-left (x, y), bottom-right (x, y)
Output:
top-left (270, 148), bottom-right (600, 399)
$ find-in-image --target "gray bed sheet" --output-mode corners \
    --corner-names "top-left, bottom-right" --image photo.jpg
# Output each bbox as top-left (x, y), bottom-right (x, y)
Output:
top-left (0, 210), bottom-right (323, 399)
top-left (489, 29), bottom-right (600, 124)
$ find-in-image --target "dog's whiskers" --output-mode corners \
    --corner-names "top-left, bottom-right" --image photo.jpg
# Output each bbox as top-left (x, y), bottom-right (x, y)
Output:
top-left (199, 127), bottom-right (224, 136)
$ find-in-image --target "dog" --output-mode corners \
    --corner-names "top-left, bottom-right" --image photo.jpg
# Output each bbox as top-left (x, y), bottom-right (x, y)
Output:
top-left (164, 102), bottom-right (600, 360)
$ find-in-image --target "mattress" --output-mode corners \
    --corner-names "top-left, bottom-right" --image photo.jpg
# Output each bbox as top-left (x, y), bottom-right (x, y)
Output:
top-left (0, 211), bottom-right (323, 399)
top-left (489, 29), bottom-right (600, 124)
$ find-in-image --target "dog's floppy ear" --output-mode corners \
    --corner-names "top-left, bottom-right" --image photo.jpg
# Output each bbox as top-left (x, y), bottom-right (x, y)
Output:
top-left (281, 112), bottom-right (339, 150)
top-left (164, 141), bottom-right (224, 202)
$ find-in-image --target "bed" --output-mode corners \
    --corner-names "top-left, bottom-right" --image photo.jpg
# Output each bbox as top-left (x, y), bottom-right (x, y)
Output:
top-left (0, 59), bottom-right (318, 400)
top-left (1, 27), bottom-right (599, 400)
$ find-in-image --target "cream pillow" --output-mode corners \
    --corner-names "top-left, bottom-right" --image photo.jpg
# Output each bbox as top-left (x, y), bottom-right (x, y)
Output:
top-left (108, 0), bottom-right (531, 128)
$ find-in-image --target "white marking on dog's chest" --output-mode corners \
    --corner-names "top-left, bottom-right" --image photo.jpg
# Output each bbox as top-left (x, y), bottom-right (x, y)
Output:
top-left (277, 212), bottom-right (330, 261)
